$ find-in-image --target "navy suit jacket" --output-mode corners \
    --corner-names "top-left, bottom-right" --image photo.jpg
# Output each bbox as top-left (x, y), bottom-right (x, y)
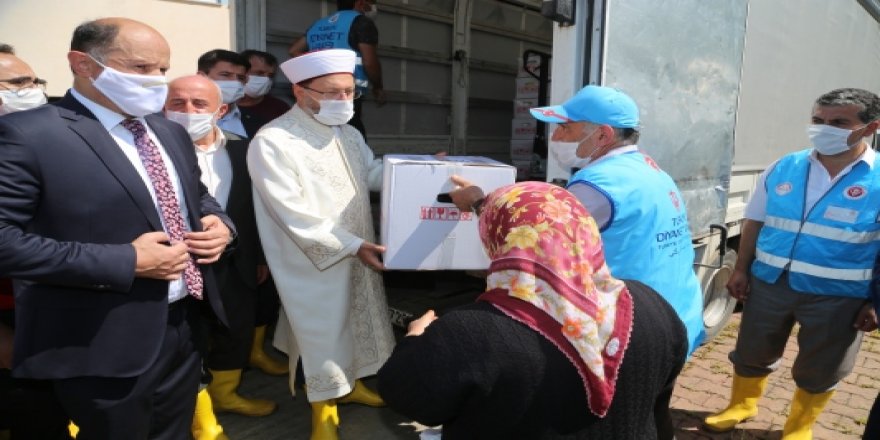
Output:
top-left (0, 92), bottom-right (233, 380)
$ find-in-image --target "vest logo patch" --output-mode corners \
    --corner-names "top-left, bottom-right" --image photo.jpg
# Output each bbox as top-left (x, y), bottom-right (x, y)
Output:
top-left (669, 191), bottom-right (681, 211)
top-left (775, 182), bottom-right (792, 196)
top-left (644, 155), bottom-right (661, 171)
top-left (844, 185), bottom-right (867, 200)
top-left (329, 13), bottom-right (340, 23)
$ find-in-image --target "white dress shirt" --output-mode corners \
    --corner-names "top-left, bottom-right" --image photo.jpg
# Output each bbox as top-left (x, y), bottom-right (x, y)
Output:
top-left (70, 88), bottom-right (191, 303)
top-left (744, 146), bottom-right (876, 221)
top-left (195, 129), bottom-right (233, 210)
top-left (217, 105), bottom-right (247, 138)
top-left (566, 144), bottom-right (641, 229)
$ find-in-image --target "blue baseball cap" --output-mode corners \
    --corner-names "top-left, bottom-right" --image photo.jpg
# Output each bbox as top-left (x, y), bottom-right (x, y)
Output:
top-left (529, 85), bottom-right (639, 128)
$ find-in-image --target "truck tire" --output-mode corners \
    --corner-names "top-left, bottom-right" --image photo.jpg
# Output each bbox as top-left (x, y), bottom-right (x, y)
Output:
top-left (701, 250), bottom-right (738, 342)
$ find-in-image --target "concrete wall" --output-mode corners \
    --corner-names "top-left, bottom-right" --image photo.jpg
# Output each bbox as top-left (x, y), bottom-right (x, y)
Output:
top-left (0, 0), bottom-right (233, 97)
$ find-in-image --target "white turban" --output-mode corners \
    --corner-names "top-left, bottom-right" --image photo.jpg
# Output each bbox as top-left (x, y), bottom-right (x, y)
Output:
top-left (280, 49), bottom-right (357, 84)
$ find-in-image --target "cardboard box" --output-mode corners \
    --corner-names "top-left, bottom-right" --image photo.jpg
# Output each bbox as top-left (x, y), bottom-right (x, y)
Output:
top-left (512, 159), bottom-right (532, 180)
top-left (511, 117), bottom-right (537, 140)
top-left (510, 140), bottom-right (533, 161)
top-left (381, 155), bottom-right (517, 270)
top-left (515, 77), bottom-right (540, 98)
top-left (513, 98), bottom-right (538, 118)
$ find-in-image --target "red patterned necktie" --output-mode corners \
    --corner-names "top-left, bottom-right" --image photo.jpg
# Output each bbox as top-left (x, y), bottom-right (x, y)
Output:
top-left (121, 119), bottom-right (204, 299)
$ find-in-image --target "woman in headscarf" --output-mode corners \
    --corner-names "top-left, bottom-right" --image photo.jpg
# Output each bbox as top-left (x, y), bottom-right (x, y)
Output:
top-left (377, 181), bottom-right (688, 439)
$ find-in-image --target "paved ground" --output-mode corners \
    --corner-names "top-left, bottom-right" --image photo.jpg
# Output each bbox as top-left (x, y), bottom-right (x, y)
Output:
top-left (221, 311), bottom-right (880, 439)
top-left (670, 313), bottom-right (880, 440)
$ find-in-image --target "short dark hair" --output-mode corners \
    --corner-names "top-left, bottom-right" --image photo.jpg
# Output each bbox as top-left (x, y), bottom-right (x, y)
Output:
top-left (197, 49), bottom-right (250, 73)
top-left (239, 49), bottom-right (278, 68)
top-left (613, 127), bottom-right (640, 145)
top-left (815, 88), bottom-right (880, 123)
top-left (0, 44), bottom-right (14, 55)
top-left (70, 20), bottom-right (120, 62)
top-left (337, 0), bottom-right (357, 10)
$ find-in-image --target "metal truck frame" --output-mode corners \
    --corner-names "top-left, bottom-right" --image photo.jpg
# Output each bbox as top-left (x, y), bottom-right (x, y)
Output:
top-left (544, 0), bottom-right (880, 339)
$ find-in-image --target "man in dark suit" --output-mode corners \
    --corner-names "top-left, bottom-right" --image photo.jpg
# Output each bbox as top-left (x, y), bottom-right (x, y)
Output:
top-left (164, 75), bottom-right (277, 436)
top-left (0, 18), bottom-right (234, 440)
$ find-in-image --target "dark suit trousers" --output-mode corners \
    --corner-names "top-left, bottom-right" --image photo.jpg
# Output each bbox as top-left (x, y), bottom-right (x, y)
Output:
top-left (254, 274), bottom-right (281, 328)
top-left (52, 300), bottom-right (201, 440)
top-left (204, 265), bottom-right (255, 370)
top-left (0, 371), bottom-right (70, 440)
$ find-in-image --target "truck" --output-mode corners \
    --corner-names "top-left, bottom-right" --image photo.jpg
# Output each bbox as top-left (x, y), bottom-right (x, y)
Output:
top-left (540, 0), bottom-right (880, 340)
top-left (4, 0), bottom-right (879, 438)
top-left (10, 0), bottom-right (879, 342)
top-left (247, 0), bottom-right (880, 343)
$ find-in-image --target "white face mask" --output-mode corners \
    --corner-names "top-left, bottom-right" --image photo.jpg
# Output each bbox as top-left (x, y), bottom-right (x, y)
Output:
top-left (550, 141), bottom-right (593, 171)
top-left (244, 76), bottom-right (272, 98)
top-left (165, 110), bottom-right (217, 141)
top-left (90, 56), bottom-right (168, 117)
top-left (313, 99), bottom-right (355, 126)
top-left (808, 124), bottom-right (864, 156)
top-left (0, 88), bottom-right (47, 115)
top-left (553, 126), bottom-right (599, 171)
top-left (215, 80), bottom-right (245, 104)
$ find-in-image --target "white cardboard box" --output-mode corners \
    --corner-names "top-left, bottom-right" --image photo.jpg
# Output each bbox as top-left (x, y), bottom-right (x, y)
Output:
top-left (515, 77), bottom-right (540, 98)
top-left (512, 159), bottom-right (532, 180)
top-left (513, 98), bottom-right (538, 118)
top-left (510, 139), bottom-right (534, 161)
top-left (381, 155), bottom-right (516, 270)
top-left (511, 117), bottom-right (537, 140)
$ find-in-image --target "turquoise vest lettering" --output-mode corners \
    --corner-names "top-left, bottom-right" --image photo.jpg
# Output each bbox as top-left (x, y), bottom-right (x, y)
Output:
top-left (306, 11), bottom-right (370, 92)
top-left (568, 151), bottom-right (705, 355)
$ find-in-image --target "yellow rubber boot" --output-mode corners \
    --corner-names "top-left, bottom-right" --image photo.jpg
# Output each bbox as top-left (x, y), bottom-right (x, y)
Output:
top-left (249, 325), bottom-right (289, 376)
top-left (336, 379), bottom-right (386, 407)
top-left (68, 421), bottom-right (79, 438)
top-left (781, 388), bottom-right (834, 439)
top-left (207, 369), bottom-right (277, 417)
top-left (192, 389), bottom-right (229, 440)
top-left (310, 400), bottom-right (340, 440)
top-left (704, 374), bottom-right (768, 432)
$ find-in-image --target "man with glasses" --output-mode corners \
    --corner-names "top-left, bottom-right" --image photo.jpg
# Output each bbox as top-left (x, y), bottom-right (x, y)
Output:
top-left (0, 43), bottom-right (70, 440)
top-left (247, 48), bottom-right (393, 440)
top-left (0, 44), bottom-right (47, 116)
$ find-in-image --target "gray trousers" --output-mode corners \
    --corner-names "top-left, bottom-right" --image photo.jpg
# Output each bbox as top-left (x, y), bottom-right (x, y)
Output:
top-left (729, 272), bottom-right (866, 393)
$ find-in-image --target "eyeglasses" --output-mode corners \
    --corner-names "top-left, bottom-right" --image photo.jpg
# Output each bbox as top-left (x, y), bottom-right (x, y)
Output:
top-left (0, 76), bottom-right (47, 93)
top-left (301, 85), bottom-right (361, 100)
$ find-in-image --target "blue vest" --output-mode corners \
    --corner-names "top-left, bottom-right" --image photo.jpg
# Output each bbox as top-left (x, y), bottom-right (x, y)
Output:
top-left (306, 10), bottom-right (370, 91)
top-left (752, 149), bottom-right (880, 298)
top-left (567, 151), bottom-right (705, 356)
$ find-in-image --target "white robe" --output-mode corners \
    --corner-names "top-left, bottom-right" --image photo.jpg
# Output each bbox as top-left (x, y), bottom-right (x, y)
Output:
top-left (247, 105), bottom-right (394, 401)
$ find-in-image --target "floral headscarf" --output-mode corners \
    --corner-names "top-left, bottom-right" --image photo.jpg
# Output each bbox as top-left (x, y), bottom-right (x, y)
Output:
top-left (476, 181), bottom-right (633, 417)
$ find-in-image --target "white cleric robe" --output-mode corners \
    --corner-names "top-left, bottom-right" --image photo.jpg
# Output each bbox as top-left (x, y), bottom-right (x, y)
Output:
top-left (246, 105), bottom-right (394, 401)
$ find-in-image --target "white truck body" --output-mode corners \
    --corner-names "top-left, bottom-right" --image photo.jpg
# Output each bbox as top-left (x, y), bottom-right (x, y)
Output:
top-left (543, 0), bottom-right (880, 336)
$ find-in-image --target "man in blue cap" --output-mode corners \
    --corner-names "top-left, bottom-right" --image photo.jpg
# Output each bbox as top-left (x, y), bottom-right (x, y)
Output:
top-left (452, 85), bottom-right (704, 363)
top-left (448, 84), bottom-right (703, 439)
top-left (528, 85), bottom-right (705, 359)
